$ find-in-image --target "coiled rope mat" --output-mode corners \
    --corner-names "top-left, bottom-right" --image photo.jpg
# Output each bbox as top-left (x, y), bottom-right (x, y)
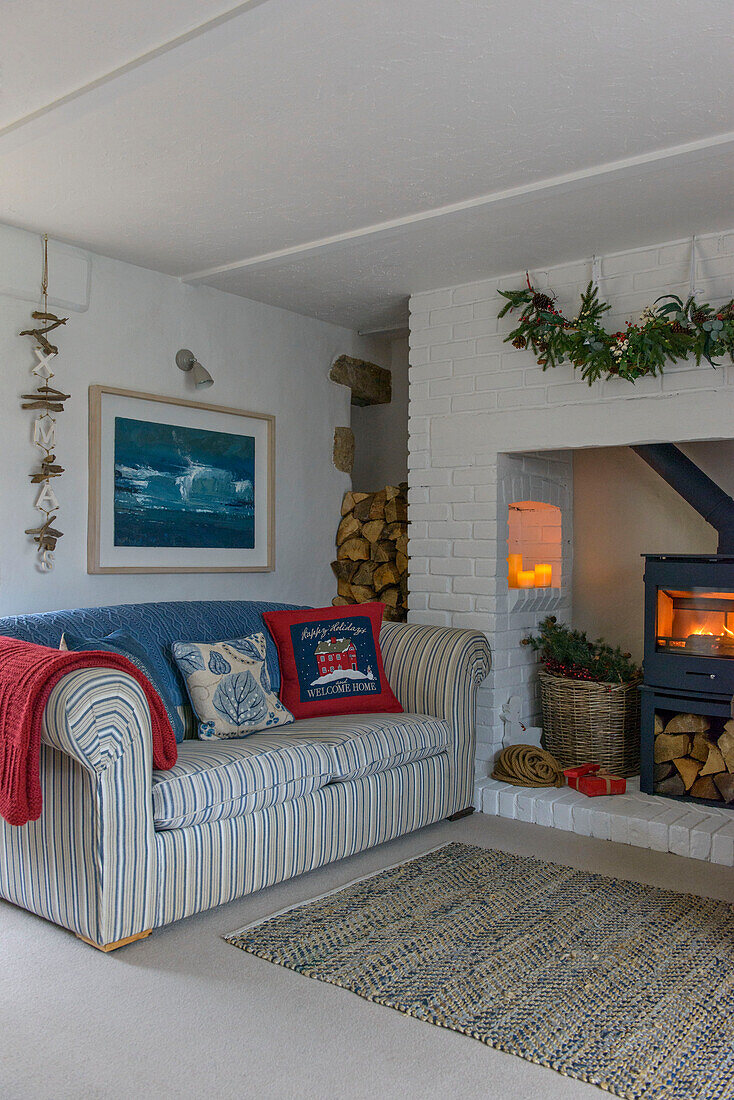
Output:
top-left (492, 743), bottom-right (564, 787)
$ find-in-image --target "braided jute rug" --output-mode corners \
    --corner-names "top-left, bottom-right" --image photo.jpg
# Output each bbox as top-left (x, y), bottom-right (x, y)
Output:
top-left (225, 842), bottom-right (734, 1099)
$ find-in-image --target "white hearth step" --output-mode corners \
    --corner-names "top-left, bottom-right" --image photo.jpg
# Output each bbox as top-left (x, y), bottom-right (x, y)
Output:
top-left (474, 776), bottom-right (734, 866)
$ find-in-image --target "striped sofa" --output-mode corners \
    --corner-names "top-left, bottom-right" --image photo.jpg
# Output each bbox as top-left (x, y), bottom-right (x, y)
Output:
top-left (0, 601), bottom-right (490, 950)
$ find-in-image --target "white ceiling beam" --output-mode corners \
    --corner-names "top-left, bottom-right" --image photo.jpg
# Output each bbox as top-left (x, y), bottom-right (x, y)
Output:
top-left (0, 0), bottom-right (276, 141)
top-left (181, 130), bottom-right (734, 284)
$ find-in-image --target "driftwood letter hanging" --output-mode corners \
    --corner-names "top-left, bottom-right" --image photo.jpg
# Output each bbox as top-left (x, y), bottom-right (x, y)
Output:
top-left (20, 236), bottom-right (69, 572)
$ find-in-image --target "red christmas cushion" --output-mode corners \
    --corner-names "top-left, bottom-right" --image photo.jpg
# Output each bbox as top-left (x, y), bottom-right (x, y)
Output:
top-left (262, 603), bottom-right (403, 719)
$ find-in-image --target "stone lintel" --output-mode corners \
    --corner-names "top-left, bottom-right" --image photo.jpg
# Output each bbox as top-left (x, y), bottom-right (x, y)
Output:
top-left (330, 355), bottom-right (392, 407)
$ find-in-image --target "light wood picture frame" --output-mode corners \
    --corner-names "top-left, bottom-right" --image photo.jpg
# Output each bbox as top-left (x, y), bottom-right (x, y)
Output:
top-left (88, 386), bottom-right (275, 574)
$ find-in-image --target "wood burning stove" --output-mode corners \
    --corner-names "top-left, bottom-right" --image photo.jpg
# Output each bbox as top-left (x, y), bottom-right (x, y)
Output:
top-left (640, 555), bottom-right (734, 797)
top-left (640, 556), bottom-right (734, 806)
top-left (633, 444), bottom-right (734, 808)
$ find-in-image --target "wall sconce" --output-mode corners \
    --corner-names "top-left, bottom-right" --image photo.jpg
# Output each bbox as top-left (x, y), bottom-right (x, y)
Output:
top-left (175, 349), bottom-right (214, 389)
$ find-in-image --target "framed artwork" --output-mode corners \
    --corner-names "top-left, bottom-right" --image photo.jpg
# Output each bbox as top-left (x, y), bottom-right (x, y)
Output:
top-left (88, 387), bottom-right (274, 573)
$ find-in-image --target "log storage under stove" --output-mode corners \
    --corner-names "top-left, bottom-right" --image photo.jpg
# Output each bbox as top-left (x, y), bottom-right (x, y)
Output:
top-left (331, 483), bottom-right (408, 621)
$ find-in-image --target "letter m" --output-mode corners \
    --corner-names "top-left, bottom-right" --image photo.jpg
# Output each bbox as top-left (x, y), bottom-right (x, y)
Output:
top-left (33, 416), bottom-right (56, 449)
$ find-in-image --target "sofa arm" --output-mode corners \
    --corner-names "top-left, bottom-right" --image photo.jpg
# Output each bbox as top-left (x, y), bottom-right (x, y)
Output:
top-left (379, 621), bottom-right (491, 812)
top-left (0, 668), bottom-right (159, 947)
top-left (42, 667), bottom-right (155, 775)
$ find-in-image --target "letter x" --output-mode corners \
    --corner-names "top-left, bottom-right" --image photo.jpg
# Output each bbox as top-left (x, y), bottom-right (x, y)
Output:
top-left (32, 347), bottom-right (55, 379)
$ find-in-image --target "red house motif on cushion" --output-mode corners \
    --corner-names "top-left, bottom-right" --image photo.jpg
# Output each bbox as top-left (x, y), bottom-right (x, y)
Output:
top-left (314, 636), bottom-right (357, 676)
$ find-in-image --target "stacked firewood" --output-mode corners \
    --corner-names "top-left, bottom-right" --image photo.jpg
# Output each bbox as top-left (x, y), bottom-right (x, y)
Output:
top-left (331, 483), bottom-right (408, 621)
top-left (654, 712), bottom-right (734, 802)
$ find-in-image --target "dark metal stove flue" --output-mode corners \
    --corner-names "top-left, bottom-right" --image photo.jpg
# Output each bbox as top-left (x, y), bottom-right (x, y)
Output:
top-left (633, 443), bottom-right (734, 553)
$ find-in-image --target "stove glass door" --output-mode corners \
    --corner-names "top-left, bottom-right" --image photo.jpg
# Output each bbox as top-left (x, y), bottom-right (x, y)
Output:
top-left (656, 587), bottom-right (734, 658)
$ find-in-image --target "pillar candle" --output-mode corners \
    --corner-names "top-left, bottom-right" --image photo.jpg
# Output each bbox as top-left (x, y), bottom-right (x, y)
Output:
top-left (507, 553), bottom-right (522, 588)
top-left (534, 564), bottom-right (552, 587)
top-left (517, 570), bottom-right (535, 589)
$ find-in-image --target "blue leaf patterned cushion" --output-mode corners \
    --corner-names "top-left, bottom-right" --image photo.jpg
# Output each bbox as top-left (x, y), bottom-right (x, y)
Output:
top-left (172, 633), bottom-right (293, 740)
top-left (61, 629), bottom-right (186, 743)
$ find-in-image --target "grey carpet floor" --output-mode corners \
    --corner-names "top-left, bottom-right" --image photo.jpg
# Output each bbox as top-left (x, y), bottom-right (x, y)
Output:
top-left (2, 813), bottom-right (733, 1100)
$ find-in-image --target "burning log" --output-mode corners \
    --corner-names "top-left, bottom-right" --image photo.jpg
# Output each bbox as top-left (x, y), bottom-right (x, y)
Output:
top-left (331, 483), bottom-right (408, 621)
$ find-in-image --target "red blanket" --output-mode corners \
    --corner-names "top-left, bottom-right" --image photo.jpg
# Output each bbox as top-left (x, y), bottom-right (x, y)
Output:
top-left (0, 636), bottom-right (178, 826)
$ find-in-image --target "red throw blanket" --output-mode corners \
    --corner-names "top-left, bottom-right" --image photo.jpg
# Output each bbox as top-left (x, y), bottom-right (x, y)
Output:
top-left (0, 636), bottom-right (178, 826)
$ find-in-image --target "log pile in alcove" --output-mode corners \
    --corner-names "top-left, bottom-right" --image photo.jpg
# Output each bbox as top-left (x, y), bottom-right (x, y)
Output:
top-left (331, 484), bottom-right (408, 621)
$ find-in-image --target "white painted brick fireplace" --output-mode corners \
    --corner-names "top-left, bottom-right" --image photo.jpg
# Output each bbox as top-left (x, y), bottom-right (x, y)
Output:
top-left (407, 229), bottom-right (734, 861)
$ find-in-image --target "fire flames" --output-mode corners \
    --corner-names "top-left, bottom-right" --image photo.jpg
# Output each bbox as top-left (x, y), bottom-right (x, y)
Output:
top-left (689, 623), bottom-right (734, 639)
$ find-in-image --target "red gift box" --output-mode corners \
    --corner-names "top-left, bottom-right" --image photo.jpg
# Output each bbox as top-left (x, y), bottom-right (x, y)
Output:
top-left (564, 763), bottom-right (598, 788)
top-left (563, 763), bottom-right (626, 797)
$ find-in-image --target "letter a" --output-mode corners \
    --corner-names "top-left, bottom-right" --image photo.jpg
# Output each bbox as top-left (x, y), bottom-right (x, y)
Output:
top-left (36, 481), bottom-right (60, 512)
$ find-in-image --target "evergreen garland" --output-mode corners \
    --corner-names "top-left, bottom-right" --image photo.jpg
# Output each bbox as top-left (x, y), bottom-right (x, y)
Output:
top-left (498, 277), bottom-right (734, 385)
top-left (522, 616), bottom-right (641, 684)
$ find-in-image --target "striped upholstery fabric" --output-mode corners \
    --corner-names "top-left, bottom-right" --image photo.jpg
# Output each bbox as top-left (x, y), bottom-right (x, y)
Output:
top-left (153, 753), bottom-right (452, 927)
top-left (0, 668), bottom-right (156, 946)
top-left (287, 713), bottom-right (450, 781)
top-left (152, 713), bottom-right (450, 829)
top-left (379, 622), bottom-right (491, 811)
top-left (152, 737), bottom-right (333, 830)
top-left (0, 613), bottom-right (490, 947)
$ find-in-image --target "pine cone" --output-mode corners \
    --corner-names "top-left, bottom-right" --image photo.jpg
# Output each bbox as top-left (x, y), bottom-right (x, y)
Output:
top-left (692, 310), bottom-right (709, 325)
top-left (669, 320), bottom-right (687, 334)
top-left (531, 292), bottom-right (554, 313)
top-left (512, 335), bottom-right (527, 349)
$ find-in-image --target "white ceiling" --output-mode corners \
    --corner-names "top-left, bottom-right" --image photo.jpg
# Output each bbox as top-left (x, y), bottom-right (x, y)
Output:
top-left (2, 0), bottom-right (733, 331)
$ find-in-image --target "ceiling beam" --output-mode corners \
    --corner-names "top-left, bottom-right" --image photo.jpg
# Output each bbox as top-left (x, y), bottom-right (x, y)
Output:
top-left (0, 0), bottom-right (276, 140)
top-left (181, 130), bottom-right (734, 284)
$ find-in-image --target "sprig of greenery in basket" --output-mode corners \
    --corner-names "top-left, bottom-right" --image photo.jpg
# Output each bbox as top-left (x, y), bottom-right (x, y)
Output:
top-left (522, 616), bottom-right (641, 684)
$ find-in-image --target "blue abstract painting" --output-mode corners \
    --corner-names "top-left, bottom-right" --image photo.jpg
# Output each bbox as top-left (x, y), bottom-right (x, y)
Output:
top-left (114, 417), bottom-right (255, 548)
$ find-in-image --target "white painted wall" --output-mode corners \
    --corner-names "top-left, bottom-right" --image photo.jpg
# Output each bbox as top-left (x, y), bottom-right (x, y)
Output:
top-left (351, 335), bottom-right (409, 491)
top-left (408, 228), bottom-right (734, 775)
top-left (573, 441), bottom-right (734, 662)
top-left (0, 225), bottom-right (375, 617)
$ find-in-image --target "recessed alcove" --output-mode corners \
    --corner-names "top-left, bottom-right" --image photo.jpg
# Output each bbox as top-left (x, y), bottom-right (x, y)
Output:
top-left (507, 499), bottom-right (562, 590)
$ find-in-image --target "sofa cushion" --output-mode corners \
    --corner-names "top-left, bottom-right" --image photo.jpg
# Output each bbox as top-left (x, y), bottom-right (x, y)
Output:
top-left (282, 712), bottom-right (451, 781)
top-left (151, 712), bottom-right (449, 829)
top-left (172, 633), bottom-right (294, 739)
top-left (152, 736), bottom-right (332, 830)
top-left (262, 603), bottom-right (402, 719)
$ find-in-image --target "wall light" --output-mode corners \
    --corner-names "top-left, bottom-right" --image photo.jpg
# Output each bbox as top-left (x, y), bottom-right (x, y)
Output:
top-left (175, 349), bottom-right (214, 389)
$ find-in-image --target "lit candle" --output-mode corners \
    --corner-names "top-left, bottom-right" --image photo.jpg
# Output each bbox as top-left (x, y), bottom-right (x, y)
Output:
top-left (534, 564), bottom-right (552, 587)
top-left (517, 569), bottom-right (535, 589)
top-left (507, 553), bottom-right (522, 588)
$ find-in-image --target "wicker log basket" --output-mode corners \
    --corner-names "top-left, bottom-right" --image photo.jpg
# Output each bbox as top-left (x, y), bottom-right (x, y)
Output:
top-left (538, 669), bottom-right (640, 777)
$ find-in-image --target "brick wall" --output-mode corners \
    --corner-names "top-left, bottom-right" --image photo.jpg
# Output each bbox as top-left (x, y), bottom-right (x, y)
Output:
top-left (407, 229), bottom-right (734, 776)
